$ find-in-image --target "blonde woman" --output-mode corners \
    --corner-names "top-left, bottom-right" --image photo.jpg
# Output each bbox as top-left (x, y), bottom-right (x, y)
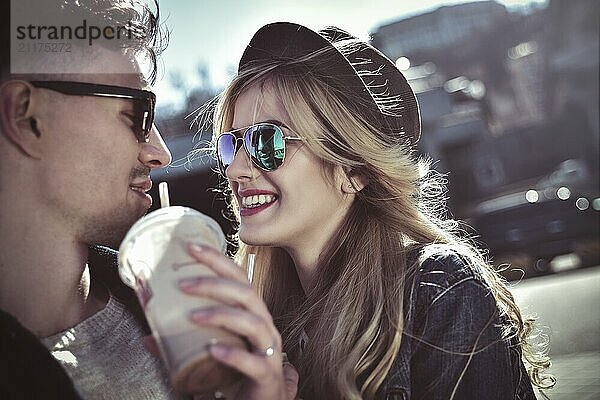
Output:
top-left (183, 22), bottom-right (553, 399)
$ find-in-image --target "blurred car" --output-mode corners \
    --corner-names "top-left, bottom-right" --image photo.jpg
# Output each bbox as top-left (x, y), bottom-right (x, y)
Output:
top-left (470, 159), bottom-right (600, 278)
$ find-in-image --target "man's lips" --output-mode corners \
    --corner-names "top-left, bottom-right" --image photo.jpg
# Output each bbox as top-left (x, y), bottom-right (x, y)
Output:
top-left (130, 179), bottom-right (152, 193)
top-left (129, 179), bottom-right (153, 207)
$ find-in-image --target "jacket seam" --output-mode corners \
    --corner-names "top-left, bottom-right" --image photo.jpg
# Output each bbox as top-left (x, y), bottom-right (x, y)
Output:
top-left (429, 276), bottom-right (475, 305)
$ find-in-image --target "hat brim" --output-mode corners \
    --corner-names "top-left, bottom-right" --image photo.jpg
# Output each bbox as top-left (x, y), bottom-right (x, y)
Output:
top-left (239, 22), bottom-right (421, 145)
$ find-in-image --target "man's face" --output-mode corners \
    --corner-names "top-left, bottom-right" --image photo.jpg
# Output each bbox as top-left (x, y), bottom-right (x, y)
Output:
top-left (33, 56), bottom-right (171, 248)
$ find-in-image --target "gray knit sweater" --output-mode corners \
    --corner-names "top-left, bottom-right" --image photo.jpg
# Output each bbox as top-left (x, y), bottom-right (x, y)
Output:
top-left (42, 296), bottom-right (179, 399)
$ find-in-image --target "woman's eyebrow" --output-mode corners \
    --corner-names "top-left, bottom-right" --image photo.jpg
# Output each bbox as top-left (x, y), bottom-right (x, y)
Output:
top-left (263, 119), bottom-right (290, 129)
top-left (231, 119), bottom-right (290, 130)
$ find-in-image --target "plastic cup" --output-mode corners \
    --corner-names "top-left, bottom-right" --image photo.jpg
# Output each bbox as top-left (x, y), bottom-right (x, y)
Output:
top-left (118, 206), bottom-right (246, 394)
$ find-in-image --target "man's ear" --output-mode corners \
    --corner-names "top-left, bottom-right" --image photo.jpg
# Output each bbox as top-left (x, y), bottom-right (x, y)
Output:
top-left (0, 80), bottom-right (44, 158)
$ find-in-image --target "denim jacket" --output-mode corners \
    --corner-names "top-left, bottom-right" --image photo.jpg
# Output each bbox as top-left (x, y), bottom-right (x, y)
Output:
top-left (378, 247), bottom-right (536, 400)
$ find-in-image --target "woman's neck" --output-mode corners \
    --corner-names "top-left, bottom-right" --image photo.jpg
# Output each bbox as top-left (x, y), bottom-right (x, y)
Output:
top-left (284, 246), bottom-right (319, 293)
top-left (283, 208), bottom-right (353, 293)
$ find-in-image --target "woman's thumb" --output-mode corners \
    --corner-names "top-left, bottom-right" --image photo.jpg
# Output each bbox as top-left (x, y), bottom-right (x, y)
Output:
top-left (282, 362), bottom-right (299, 399)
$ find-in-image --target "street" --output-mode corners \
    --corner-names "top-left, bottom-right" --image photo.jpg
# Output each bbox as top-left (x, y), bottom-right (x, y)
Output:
top-left (512, 265), bottom-right (600, 399)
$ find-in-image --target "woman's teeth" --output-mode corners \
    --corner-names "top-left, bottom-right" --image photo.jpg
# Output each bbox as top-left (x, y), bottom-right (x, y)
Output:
top-left (241, 194), bottom-right (277, 208)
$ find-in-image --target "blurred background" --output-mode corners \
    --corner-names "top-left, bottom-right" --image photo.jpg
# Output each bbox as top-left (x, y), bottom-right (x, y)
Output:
top-left (148, 1), bottom-right (599, 398)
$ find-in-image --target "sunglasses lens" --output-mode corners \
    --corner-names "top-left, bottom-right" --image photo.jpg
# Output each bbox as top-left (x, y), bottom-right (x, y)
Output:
top-left (245, 124), bottom-right (285, 171)
top-left (132, 98), bottom-right (153, 142)
top-left (145, 97), bottom-right (155, 141)
top-left (217, 133), bottom-right (237, 174)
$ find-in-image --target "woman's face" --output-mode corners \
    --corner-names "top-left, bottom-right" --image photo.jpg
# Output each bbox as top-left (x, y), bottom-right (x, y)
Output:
top-left (224, 83), bottom-right (354, 257)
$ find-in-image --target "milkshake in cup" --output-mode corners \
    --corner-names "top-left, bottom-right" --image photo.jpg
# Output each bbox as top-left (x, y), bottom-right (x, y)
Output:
top-left (118, 202), bottom-right (246, 394)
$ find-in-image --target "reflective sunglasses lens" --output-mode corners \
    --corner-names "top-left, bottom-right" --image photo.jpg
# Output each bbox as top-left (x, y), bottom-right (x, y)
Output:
top-left (217, 133), bottom-right (237, 174)
top-left (245, 124), bottom-right (285, 171)
top-left (145, 98), bottom-right (155, 141)
top-left (132, 98), bottom-right (153, 142)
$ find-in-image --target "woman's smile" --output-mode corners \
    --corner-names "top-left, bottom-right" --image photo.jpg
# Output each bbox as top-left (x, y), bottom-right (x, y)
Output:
top-left (238, 189), bottom-right (279, 216)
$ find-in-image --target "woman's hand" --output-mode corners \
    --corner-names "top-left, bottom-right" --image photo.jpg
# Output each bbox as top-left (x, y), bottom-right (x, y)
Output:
top-left (180, 243), bottom-right (299, 400)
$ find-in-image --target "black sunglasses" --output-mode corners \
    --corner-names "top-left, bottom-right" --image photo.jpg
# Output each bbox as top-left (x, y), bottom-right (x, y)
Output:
top-left (30, 80), bottom-right (156, 143)
top-left (216, 122), bottom-right (304, 175)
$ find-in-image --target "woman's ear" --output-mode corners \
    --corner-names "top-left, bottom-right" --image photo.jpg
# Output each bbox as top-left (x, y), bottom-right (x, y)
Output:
top-left (340, 167), bottom-right (369, 194)
top-left (0, 80), bottom-right (44, 158)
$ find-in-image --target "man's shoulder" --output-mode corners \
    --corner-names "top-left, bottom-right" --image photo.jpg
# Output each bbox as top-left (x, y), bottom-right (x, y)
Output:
top-left (0, 309), bottom-right (82, 399)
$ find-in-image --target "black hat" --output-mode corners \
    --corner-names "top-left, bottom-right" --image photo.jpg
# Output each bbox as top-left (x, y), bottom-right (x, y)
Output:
top-left (239, 22), bottom-right (421, 145)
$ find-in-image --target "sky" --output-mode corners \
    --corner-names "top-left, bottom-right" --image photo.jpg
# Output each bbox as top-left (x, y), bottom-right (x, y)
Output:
top-left (153, 0), bottom-right (547, 108)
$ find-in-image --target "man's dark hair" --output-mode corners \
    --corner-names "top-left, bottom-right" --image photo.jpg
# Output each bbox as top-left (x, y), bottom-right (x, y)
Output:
top-left (1, 0), bottom-right (168, 83)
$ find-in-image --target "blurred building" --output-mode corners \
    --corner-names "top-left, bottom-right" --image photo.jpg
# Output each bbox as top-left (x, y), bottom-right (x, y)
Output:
top-left (506, 40), bottom-right (545, 127)
top-left (543, 0), bottom-right (599, 180)
top-left (372, 0), bottom-right (547, 133)
top-left (372, 0), bottom-right (599, 275)
top-left (373, 1), bottom-right (507, 57)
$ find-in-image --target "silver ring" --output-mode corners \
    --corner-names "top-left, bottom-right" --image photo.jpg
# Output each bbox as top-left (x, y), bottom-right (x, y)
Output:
top-left (254, 346), bottom-right (276, 358)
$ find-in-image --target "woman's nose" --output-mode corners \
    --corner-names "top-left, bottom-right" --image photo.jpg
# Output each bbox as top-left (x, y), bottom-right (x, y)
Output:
top-left (225, 143), bottom-right (257, 182)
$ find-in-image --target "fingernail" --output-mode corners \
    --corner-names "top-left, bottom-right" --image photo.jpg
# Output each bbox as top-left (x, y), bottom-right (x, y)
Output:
top-left (178, 277), bottom-right (202, 289)
top-left (190, 309), bottom-right (210, 322)
top-left (209, 343), bottom-right (228, 358)
top-left (189, 243), bottom-right (204, 253)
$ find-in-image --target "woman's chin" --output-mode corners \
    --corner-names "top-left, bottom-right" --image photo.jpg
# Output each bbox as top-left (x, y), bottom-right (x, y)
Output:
top-left (239, 229), bottom-right (278, 247)
top-left (239, 230), bottom-right (265, 246)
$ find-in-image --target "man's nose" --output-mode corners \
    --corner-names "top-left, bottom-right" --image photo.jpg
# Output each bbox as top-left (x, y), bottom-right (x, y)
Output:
top-left (139, 124), bottom-right (172, 168)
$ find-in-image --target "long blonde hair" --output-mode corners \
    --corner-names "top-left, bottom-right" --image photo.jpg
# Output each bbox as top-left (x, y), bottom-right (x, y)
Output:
top-left (212, 55), bottom-right (554, 399)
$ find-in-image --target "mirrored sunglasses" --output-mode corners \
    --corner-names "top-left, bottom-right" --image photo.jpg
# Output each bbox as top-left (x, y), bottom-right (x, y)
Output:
top-left (216, 122), bottom-right (303, 175)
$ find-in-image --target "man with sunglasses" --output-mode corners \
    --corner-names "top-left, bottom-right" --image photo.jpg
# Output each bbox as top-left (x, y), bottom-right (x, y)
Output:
top-left (0, 1), bottom-right (177, 398)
